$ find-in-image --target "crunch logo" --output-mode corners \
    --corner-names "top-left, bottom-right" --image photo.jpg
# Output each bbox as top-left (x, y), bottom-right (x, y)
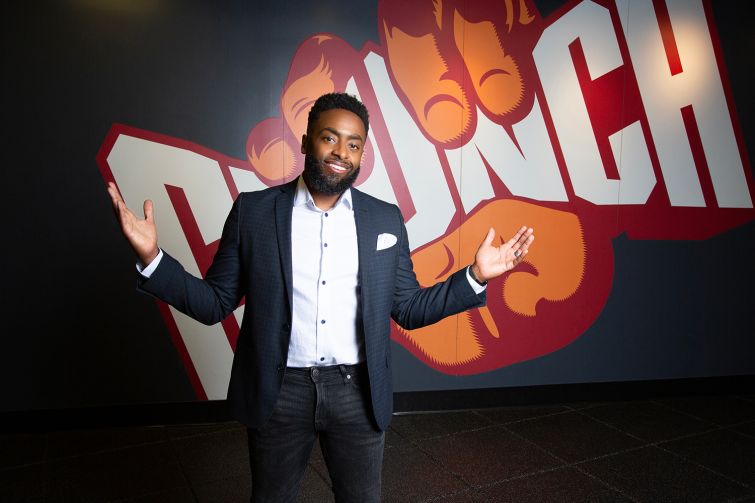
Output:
top-left (98, 0), bottom-right (754, 399)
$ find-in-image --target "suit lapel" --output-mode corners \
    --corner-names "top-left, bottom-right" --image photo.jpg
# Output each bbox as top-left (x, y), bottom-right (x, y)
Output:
top-left (275, 180), bottom-right (297, 313)
top-left (352, 189), bottom-right (375, 298)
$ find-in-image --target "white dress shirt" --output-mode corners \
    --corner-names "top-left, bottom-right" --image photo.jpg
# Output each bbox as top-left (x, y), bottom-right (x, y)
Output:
top-left (287, 177), bottom-right (363, 367)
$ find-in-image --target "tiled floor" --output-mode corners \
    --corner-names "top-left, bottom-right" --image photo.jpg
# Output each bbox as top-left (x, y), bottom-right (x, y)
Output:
top-left (2, 394), bottom-right (754, 502)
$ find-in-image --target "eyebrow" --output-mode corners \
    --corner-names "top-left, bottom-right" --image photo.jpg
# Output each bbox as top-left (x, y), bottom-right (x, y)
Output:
top-left (319, 126), bottom-right (364, 143)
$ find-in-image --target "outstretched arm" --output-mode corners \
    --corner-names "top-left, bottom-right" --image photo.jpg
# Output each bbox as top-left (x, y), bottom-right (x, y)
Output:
top-left (107, 182), bottom-right (160, 266)
top-left (471, 226), bottom-right (535, 283)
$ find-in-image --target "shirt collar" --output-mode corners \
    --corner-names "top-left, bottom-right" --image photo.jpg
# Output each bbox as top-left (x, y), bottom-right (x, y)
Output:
top-left (294, 175), bottom-right (353, 212)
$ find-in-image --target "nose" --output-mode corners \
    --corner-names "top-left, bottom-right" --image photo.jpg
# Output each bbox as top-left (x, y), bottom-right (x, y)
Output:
top-left (332, 141), bottom-right (348, 159)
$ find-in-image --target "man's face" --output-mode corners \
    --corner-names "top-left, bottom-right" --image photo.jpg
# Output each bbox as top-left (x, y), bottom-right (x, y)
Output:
top-left (301, 108), bottom-right (366, 195)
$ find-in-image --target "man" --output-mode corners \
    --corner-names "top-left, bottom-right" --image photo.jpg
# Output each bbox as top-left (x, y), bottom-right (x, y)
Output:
top-left (108, 92), bottom-right (534, 502)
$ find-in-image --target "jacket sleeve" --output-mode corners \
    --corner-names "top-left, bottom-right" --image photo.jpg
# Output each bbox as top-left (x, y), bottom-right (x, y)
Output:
top-left (389, 206), bottom-right (486, 330)
top-left (136, 194), bottom-right (245, 326)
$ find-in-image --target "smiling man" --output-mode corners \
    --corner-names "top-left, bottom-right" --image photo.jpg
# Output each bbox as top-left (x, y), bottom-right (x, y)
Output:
top-left (108, 92), bottom-right (534, 502)
top-left (301, 103), bottom-right (364, 201)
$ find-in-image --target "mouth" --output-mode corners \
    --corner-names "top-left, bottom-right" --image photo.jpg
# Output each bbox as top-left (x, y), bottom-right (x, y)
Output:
top-left (324, 159), bottom-right (351, 174)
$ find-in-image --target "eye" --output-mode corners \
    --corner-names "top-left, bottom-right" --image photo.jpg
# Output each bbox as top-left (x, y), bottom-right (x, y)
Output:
top-left (322, 135), bottom-right (335, 143)
top-left (349, 143), bottom-right (361, 151)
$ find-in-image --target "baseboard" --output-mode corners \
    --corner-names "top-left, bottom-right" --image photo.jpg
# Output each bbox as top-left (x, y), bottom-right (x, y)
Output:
top-left (2, 374), bottom-right (752, 432)
top-left (393, 374), bottom-right (755, 413)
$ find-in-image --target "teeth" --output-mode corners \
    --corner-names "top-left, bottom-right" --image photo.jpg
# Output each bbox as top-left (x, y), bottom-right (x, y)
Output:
top-left (326, 162), bottom-right (348, 172)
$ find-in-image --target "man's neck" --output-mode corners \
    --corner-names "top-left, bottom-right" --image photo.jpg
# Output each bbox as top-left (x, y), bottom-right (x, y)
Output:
top-left (311, 191), bottom-right (340, 211)
top-left (301, 178), bottom-right (345, 211)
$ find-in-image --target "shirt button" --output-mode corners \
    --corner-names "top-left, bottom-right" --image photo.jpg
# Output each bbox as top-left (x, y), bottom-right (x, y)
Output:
top-left (321, 319), bottom-right (326, 324)
top-left (324, 243), bottom-right (328, 247)
top-left (324, 213), bottom-right (329, 217)
top-left (322, 280), bottom-right (326, 285)
top-left (320, 357), bottom-right (325, 361)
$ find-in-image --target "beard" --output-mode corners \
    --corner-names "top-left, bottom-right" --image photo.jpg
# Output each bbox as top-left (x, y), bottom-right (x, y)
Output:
top-left (301, 153), bottom-right (361, 196)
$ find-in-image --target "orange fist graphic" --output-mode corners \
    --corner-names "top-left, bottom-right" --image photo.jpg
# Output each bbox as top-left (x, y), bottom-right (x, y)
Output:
top-left (241, 0), bottom-right (614, 375)
top-left (379, 0), bottom-right (540, 146)
top-left (399, 200), bottom-right (588, 372)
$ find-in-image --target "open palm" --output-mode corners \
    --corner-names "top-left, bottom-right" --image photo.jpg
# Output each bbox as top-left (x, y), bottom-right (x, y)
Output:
top-left (107, 182), bottom-right (159, 266)
top-left (472, 226), bottom-right (534, 282)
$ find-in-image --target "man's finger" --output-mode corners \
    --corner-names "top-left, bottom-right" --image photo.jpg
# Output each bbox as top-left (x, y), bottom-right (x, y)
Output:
top-left (107, 182), bottom-right (122, 209)
top-left (505, 225), bottom-right (528, 247)
top-left (518, 228), bottom-right (534, 246)
top-left (143, 200), bottom-right (154, 223)
top-left (483, 227), bottom-right (496, 247)
top-left (516, 232), bottom-right (535, 254)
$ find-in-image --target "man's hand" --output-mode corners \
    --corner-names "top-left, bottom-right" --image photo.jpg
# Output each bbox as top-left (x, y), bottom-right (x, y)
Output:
top-left (107, 182), bottom-right (159, 266)
top-left (471, 226), bottom-right (534, 283)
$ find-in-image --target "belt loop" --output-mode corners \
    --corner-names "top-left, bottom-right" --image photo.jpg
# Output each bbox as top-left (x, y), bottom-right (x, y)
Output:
top-left (339, 364), bottom-right (353, 384)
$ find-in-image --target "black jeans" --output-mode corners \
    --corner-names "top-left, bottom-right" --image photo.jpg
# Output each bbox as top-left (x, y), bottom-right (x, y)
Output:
top-left (247, 364), bottom-right (384, 502)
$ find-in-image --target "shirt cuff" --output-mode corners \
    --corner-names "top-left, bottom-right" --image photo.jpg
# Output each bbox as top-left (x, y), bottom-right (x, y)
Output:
top-left (136, 249), bottom-right (164, 278)
top-left (466, 266), bottom-right (487, 294)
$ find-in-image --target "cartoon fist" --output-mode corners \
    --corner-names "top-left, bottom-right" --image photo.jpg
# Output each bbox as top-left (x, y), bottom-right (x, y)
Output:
top-left (396, 200), bottom-right (609, 373)
top-left (378, 0), bottom-right (540, 146)
top-left (244, 35), bottom-right (374, 185)
top-left (242, 0), bottom-right (614, 374)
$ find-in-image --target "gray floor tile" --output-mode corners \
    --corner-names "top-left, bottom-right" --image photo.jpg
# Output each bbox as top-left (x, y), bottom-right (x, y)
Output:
top-left (478, 466), bottom-right (634, 503)
top-left (307, 441), bottom-right (328, 480)
top-left (416, 425), bottom-right (563, 486)
top-left (390, 411), bottom-right (492, 440)
top-left (432, 488), bottom-right (488, 502)
top-left (660, 429), bottom-right (755, 487)
top-left (384, 426), bottom-right (406, 448)
top-left (659, 396), bottom-right (755, 426)
top-left (47, 426), bottom-right (166, 460)
top-left (117, 484), bottom-right (196, 502)
top-left (193, 465), bottom-right (334, 502)
top-left (166, 421), bottom-right (243, 440)
top-left (296, 466), bottom-right (335, 503)
top-left (562, 401), bottom-right (612, 411)
top-left (43, 442), bottom-right (186, 502)
top-left (582, 400), bottom-right (714, 442)
top-left (171, 428), bottom-right (250, 485)
top-left (382, 442), bottom-right (468, 502)
top-left (506, 411), bottom-right (643, 463)
top-left (579, 445), bottom-right (749, 503)
top-left (0, 463), bottom-right (45, 502)
top-left (0, 433), bottom-right (46, 469)
top-left (733, 420), bottom-right (755, 438)
top-left (193, 474), bottom-right (250, 503)
top-left (475, 405), bottom-right (570, 425)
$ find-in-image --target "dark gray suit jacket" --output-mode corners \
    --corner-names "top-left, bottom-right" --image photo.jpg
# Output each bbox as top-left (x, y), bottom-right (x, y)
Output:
top-left (139, 179), bottom-right (486, 430)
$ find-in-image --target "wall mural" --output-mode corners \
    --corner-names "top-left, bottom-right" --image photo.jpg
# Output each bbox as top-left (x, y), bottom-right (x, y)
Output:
top-left (98, 0), bottom-right (754, 400)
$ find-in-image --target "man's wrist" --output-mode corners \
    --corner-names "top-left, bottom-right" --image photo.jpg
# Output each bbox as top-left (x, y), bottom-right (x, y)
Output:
top-left (468, 265), bottom-right (487, 286)
top-left (137, 249), bottom-right (163, 278)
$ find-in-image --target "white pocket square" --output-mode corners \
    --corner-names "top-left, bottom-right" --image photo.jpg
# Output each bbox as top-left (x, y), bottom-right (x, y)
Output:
top-left (376, 233), bottom-right (397, 251)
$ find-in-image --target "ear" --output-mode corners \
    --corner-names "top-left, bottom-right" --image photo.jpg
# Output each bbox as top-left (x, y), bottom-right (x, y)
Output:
top-left (300, 134), bottom-right (307, 155)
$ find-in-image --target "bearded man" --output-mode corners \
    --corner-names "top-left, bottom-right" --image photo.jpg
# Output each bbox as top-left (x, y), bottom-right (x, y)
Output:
top-left (108, 92), bottom-right (534, 503)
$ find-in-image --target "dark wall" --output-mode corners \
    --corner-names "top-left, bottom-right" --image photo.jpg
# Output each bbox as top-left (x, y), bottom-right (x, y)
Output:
top-left (2, 0), bottom-right (752, 412)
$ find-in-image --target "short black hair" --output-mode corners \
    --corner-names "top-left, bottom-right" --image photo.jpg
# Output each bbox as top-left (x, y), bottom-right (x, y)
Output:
top-left (307, 92), bottom-right (369, 136)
